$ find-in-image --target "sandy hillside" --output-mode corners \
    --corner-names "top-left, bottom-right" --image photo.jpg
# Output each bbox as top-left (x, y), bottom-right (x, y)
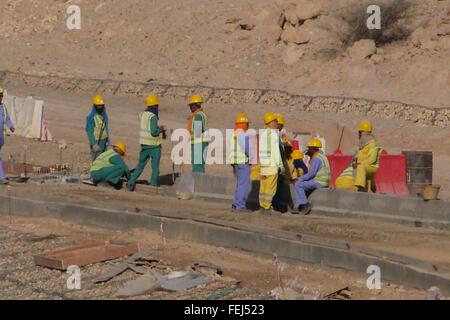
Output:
top-left (1, 0), bottom-right (450, 107)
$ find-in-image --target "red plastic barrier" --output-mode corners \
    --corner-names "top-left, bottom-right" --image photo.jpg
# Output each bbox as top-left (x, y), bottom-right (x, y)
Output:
top-left (327, 150), bottom-right (409, 196)
top-left (375, 152), bottom-right (409, 196)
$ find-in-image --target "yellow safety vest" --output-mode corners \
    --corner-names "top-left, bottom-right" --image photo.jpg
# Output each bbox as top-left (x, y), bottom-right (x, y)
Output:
top-left (315, 153), bottom-right (331, 187)
top-left (90, 149), bottom-right (116, 172)
top-left (229, 131), bottom-right (249, 165)
top-left (340, 164), bottom-right (354, 178)
top-left (357, 140), bottom-right (383, 169)
top-left (93, 114), bottom-right (108, 140)
top-left (190, 111), bottom-right (210, 144)
top-left (139, 112), bottom-right (161, 146)
top-left (259, 129), bottom-right (282, 169)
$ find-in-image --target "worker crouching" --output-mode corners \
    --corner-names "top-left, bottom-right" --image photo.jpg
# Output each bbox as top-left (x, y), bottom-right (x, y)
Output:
top-left (127, 96), bottom-right (165, 191)
top-left (90, 142), bottom-right (130, 190)
top-left (230, 114), bottom-right (253, 213)
top-left (292, 138), bottom-right (330, 215)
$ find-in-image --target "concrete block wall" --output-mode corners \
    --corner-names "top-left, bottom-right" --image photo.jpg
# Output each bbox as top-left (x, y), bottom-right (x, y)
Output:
top-left (1, 71), bottom-right (449, 127)
top-left (176, 173), bottom-right (450, 229)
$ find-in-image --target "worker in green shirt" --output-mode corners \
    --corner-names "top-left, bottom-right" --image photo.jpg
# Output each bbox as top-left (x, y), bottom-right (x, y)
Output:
top-left (86, 95), bottom-right (109, 161)
top-left (187, 95), bottom-right (210, 173)
top-left (127, 95), bottom-right (165, 191)
top-left (90, 142), bottom-right (130, 190)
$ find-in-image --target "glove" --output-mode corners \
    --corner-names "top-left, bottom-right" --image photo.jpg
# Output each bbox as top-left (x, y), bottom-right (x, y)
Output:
top-left (92, 144), bottom-right (101, 152)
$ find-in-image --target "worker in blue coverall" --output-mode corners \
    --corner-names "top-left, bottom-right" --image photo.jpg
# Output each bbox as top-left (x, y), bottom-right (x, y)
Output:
top-left (0, 87), bottom-right (15, 185)
top-left (86, 95), bottom-right (110, 161)
top-left (127, 95), bottom-right (165, 191)
top-left (90, 142), bottom-right (130, 190)
top-left (291, 137), bottom-right (331, 215)
top-left (229, 114), bottom-right (253, 213)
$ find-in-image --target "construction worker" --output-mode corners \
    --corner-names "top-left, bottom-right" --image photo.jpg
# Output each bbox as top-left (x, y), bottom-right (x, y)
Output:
top-left (86, 95), bottom-right (109, 161)
top-left (0, 87), bottom-right (15, 185)
top-left (127, 96), bottom-right (165, 191)
top-left (259, 112), bottom-right (283, 215)
top-left (276, 114), bottom-right (291, 146)
top-left (354, 120), bottom-right (383, 192)
top-left (292, 137), bottom-right (330, 215)
top-left (230, 114), bottom-right (253, 213)
top-left (90, 142), bottom-right (130, 190)
top-left (290, 150), bottom-right (308, 180)
top-left (188, 95), bottom-right (209, 173)
top-left (276, 113), bottom-right (295, 180)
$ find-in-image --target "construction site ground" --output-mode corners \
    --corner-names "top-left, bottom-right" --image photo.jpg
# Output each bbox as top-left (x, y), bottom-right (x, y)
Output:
top-left (0, 214), bottom-right (427, 300)
top-left (1, 82), bottom-right (450, 299)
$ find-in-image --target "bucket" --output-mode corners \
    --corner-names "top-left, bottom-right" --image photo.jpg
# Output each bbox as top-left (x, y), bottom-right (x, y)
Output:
top-left (422, 185), bottom-right (441, 201)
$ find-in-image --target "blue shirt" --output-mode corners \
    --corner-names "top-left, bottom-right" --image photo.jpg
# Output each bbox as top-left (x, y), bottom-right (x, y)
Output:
top-left (299, 156), bottom-right (323, 182)
top-left (0, 103), bottom-right (14, 146)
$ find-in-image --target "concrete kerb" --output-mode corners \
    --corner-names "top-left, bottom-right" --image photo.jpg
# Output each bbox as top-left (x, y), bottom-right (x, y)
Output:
top-left (1, 192), bottom-right (450, 294)
top-left (175, 173), bottom-right (450, 230)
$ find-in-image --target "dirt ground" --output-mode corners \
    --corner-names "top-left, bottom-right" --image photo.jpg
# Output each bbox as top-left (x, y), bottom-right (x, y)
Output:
top-left (3, 83), bottom-right (450, 201)
top-left (0, 215), bottom-right (429, 300)
top-left (1, 0), bottom-right (450, 300)
top-left (4, 183), bottom-right (450, 273)
top-left (1, 0), bottom-right (450, 107)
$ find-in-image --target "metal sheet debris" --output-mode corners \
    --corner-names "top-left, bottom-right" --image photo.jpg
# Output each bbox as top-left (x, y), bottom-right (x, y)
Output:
top-left (93, 249), bottom-right (154, 283)
top-left (34, 241), bottom-right (140, 270)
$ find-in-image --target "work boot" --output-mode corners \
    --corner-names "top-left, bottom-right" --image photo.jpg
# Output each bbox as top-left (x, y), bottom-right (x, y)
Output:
top-left (292, 203), bottom-right (312, 215)
top-left (233, 207), bottom-right (253, 213)
top-left (0, 179), bottom-right (9, 185)
top-left (126, 183), bottom-right (135, 192)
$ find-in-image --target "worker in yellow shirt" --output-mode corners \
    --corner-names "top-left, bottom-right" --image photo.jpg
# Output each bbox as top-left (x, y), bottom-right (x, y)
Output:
top-left (259, 112), bottom-right (283, 215)
top-left (354, 120), bottom-right (383, 192)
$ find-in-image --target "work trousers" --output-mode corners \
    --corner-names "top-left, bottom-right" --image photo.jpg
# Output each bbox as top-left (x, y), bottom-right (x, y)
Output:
top-left (91, 166), bottom-right (126, 186)
top-left (191, 142), bottom-right (208, 173)
top-left (259, 174), bottom-right (278, 209)
top-left (294, 180), bottom-right (321, 206)
top-left (355, 164), bottom-right (378, 192)
top-left (129, 146), bottom-right (161, 187)
top-left (0, 144), bottom-right (5, 181)
top-left (232, 164), bottom-right (251, 210)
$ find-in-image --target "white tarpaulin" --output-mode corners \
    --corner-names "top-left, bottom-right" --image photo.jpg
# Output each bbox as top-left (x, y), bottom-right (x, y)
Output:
top-left (3, 94), bottom-right (52, 141)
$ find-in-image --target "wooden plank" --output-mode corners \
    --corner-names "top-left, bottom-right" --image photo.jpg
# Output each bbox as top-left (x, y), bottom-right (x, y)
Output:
top-left (34, 242), bottom-right (140, 270)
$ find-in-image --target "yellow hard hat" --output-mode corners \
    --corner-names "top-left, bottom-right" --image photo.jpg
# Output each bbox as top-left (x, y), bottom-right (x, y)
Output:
top-left (291, 150), bottom-right (304, 160)
top-left (113, 141), bottom-right (127, 155)
top-left (92, 95), bottom-right (105, 106)
top-left (307, 137), bottom-right (322, 148)
top-left (358, 120), bottom-right (373, 133)
top-left (264, 112), bottom-right (277, 125)
top-left (276, 114), bottom-right (285, 125)
top-left (0, 86), bottom-right (4, 94)
top-left (145, 95), bottom-right (160, 107)
top-left (235, 113), bottom-right (249, 124)
top-left (189, 95), bottom-right (204, 105)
